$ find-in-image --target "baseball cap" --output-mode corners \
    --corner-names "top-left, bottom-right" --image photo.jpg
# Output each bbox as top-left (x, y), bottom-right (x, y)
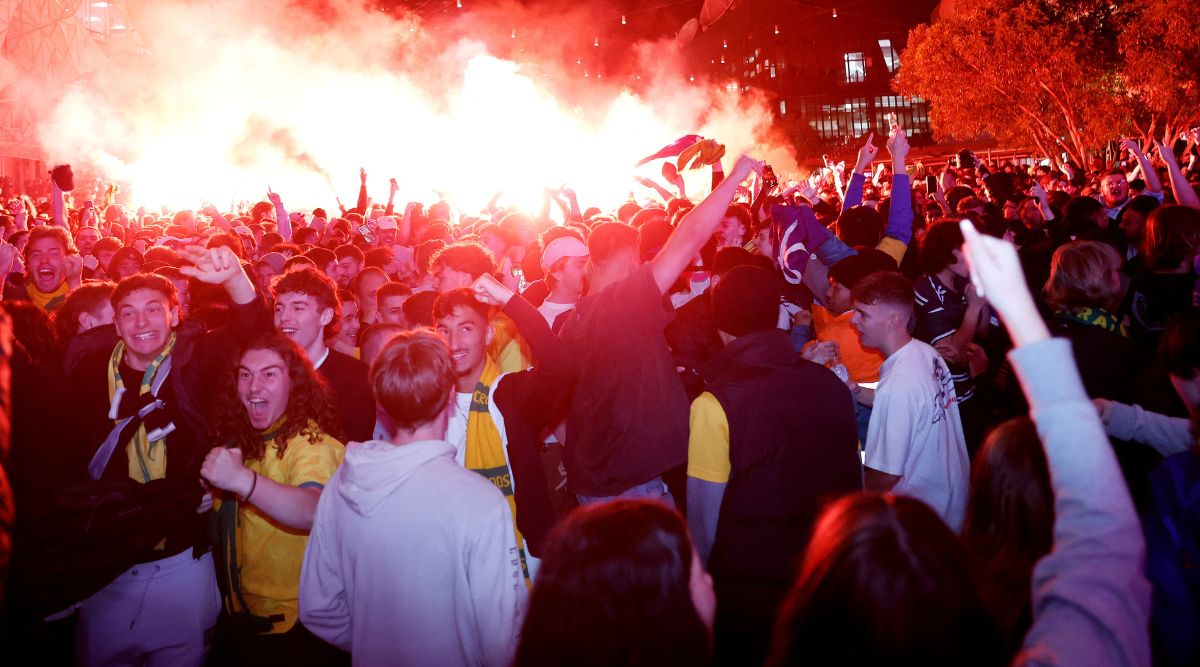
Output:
top-left (375, 216), bottom-right (398, 230)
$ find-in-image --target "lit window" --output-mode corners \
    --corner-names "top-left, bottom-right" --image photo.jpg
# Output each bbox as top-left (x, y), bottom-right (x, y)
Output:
top-left (844, 52), bottom-right (865, 83)
top-left (878, 39), bottom-right (899, 72)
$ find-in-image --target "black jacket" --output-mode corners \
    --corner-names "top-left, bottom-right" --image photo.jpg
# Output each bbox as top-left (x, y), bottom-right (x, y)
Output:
top-left (317, 349), bottom-right (375, 443)
top-left (702, 329), bottom-right (861, 660)
top-left (30, 299), bottom-right (265, 614)
top-left (493, 295), bottom-right (573, 556)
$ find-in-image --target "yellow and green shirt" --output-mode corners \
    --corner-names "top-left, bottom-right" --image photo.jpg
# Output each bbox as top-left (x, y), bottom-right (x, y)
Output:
top-left (217, 425), bottom-right (344, 634)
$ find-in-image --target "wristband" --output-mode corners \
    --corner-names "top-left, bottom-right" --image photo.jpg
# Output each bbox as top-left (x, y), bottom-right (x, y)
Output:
top-left (242, 471), bottom-right (258, 503)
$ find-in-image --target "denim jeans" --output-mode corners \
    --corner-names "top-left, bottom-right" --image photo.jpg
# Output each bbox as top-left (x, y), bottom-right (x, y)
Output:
top-left (576, 476), bottom-right (676, 509)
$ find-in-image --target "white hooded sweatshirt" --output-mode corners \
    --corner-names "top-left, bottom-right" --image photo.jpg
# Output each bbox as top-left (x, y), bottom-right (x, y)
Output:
top-left (299, 439), bottom-right (526, 667)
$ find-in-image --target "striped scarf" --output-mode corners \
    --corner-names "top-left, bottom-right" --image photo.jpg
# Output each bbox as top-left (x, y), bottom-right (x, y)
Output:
top-left (107, 333), bottom-right (177, 483)
top-left (465, 357), bottom-right (528, 581)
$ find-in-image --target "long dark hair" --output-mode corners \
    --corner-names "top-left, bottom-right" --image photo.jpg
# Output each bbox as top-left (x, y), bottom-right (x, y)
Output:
top-left (514, 500), bottom-right (711, 667)
top-left (961, 417), bottom-right (1054, 647)
top-left (210, 332), bottom-right (340, 460)
top-left (768, 493), bottom-right (1006, 667)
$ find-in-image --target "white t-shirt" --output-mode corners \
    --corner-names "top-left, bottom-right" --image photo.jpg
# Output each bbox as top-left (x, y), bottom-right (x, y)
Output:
top-left (537, 300), bottom-right (575, 327)
top-left (864, 338), bottom-right (970, 531)
top-left (445, 381), bottom-right (541, 578)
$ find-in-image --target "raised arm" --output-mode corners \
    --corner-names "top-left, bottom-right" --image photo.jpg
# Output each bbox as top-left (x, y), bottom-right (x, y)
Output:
top-left (9, 199), bottom-right (27, 231)
top-left (385, 178), bottom-right (398, 216)
top-left (178, 245), bottom-right (258, 305)
top-left (203, 204), bottom-right (233, 232)
top-left (1121, 138), bottom-right (1163, 196)
top-left (200, 447), bottom-right (322, 530)
top-left (650, 155), bottom-right (756, 293)
top-left (960, 221), bottom-right (1151, 666)
top-left (635, 176), bottom-right (676, 203)
top-left (1154, 139), bottom-right (1199, 209)
top-left (477, 274), bottom-right (570, 556)
top-left (1029, 181), bottom-right (1056, 222)
top-left (268, 189), bottom-right (292, 241)
top-left (51, 180), bottom-right (67, 229)
top-left (843, 133), bottom-right (878, 210)
top-left (355, 167), bottom-right (368, 214)
top-left (883, 118), bottom-right (914, 250)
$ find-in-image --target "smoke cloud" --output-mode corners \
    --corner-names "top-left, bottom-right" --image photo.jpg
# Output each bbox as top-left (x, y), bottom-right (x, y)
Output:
top-left (27, 0), bottom-right (794, 212)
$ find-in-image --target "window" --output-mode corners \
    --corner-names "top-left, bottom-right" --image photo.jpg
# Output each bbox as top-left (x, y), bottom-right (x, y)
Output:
top-left (878, 39), bottom-right (899, 73)
top-left (843, 52), bottom-right (865, 83)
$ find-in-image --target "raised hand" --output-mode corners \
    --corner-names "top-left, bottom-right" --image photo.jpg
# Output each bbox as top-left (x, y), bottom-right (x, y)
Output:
top-left (359, 167), bottom-right (367, 185)
top-left (0, 241), bottom-right (16, 276)
top-left (266, 188), bottom-right (282, 207)
top-left (958, 220), bottom-right (1048, 346)
top-left (64, 254), bottom-right (84, 287)
top-left (471, 272), bottom-right (514, 307)
top-left (855, 133), bottom-right (879, 173)
top-left (940, 165), bottom-right (956, 194)
top-left (1119, 138), bottom-right (1145, 158)
top-left (389, 178), bottom-right (399, 195)
top-left (200, 446), bottom-right (253, 496)
top-left (729, 154), bottom-right (758, 183)
top-left (179, 245), bottom-right (243, 285)
top-left (886, 121), bottom-right (909, 163)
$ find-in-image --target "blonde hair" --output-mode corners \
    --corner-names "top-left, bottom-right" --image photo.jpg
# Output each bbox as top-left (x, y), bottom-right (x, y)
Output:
top-left (371, 328), bottom-right (455, 433)
top-left (1043, 241), bottom-right (1122, 311)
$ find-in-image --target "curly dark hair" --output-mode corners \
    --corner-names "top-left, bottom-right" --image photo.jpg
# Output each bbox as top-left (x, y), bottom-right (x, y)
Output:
top-left (210, 332), bottom-right (341, 461)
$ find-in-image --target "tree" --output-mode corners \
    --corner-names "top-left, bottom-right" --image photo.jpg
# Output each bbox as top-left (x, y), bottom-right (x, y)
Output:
top-left (1119, 0), bottom-right (1200, 143)
top-left (894, 0), bottom-right (1200, 164)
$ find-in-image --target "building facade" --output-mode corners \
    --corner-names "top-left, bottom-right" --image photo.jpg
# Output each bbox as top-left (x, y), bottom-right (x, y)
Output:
top-left (692, 0), bottom-right (938, 149)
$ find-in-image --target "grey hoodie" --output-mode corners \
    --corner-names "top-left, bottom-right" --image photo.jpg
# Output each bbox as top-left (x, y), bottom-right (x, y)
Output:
top-left (300, 439), bottom-right (526, 667)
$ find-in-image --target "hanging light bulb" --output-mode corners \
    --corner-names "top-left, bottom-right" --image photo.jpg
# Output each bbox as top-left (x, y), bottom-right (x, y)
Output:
top-left (576, 58), bottom-right (582, 64)
top-left (720, 54), bottom-right (725, 64)
top-left (456, 0), bottom-right (462, 8)
top-left (621, 15), bottom-right (627, 25)
top-left (774, 24), bottom-right (780, 35)
top-left (594, 37), bottom-right (599, 47)
top-left (689, 74), bottom-right (696, 82)
top-left (722, 39), bottom-right (728, 48)
top-left (511, 29), bottom-right (516, 38)
top-left (832, 7), bottom-right (838, 18)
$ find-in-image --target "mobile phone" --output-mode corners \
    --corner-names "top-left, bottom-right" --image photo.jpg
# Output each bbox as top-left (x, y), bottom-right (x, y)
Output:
top-left (925, 175), bottom-right (937, 192)
top-left (357, 224), bottom-right (375, 244)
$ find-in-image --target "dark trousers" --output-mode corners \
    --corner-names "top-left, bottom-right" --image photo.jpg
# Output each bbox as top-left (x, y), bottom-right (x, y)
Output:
top-left (207, 616), bottom-right (350, 667)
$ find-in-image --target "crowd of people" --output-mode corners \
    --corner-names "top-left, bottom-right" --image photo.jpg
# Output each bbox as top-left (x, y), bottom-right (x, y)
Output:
top-left (0, 118), bottom-right (1198, 667)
